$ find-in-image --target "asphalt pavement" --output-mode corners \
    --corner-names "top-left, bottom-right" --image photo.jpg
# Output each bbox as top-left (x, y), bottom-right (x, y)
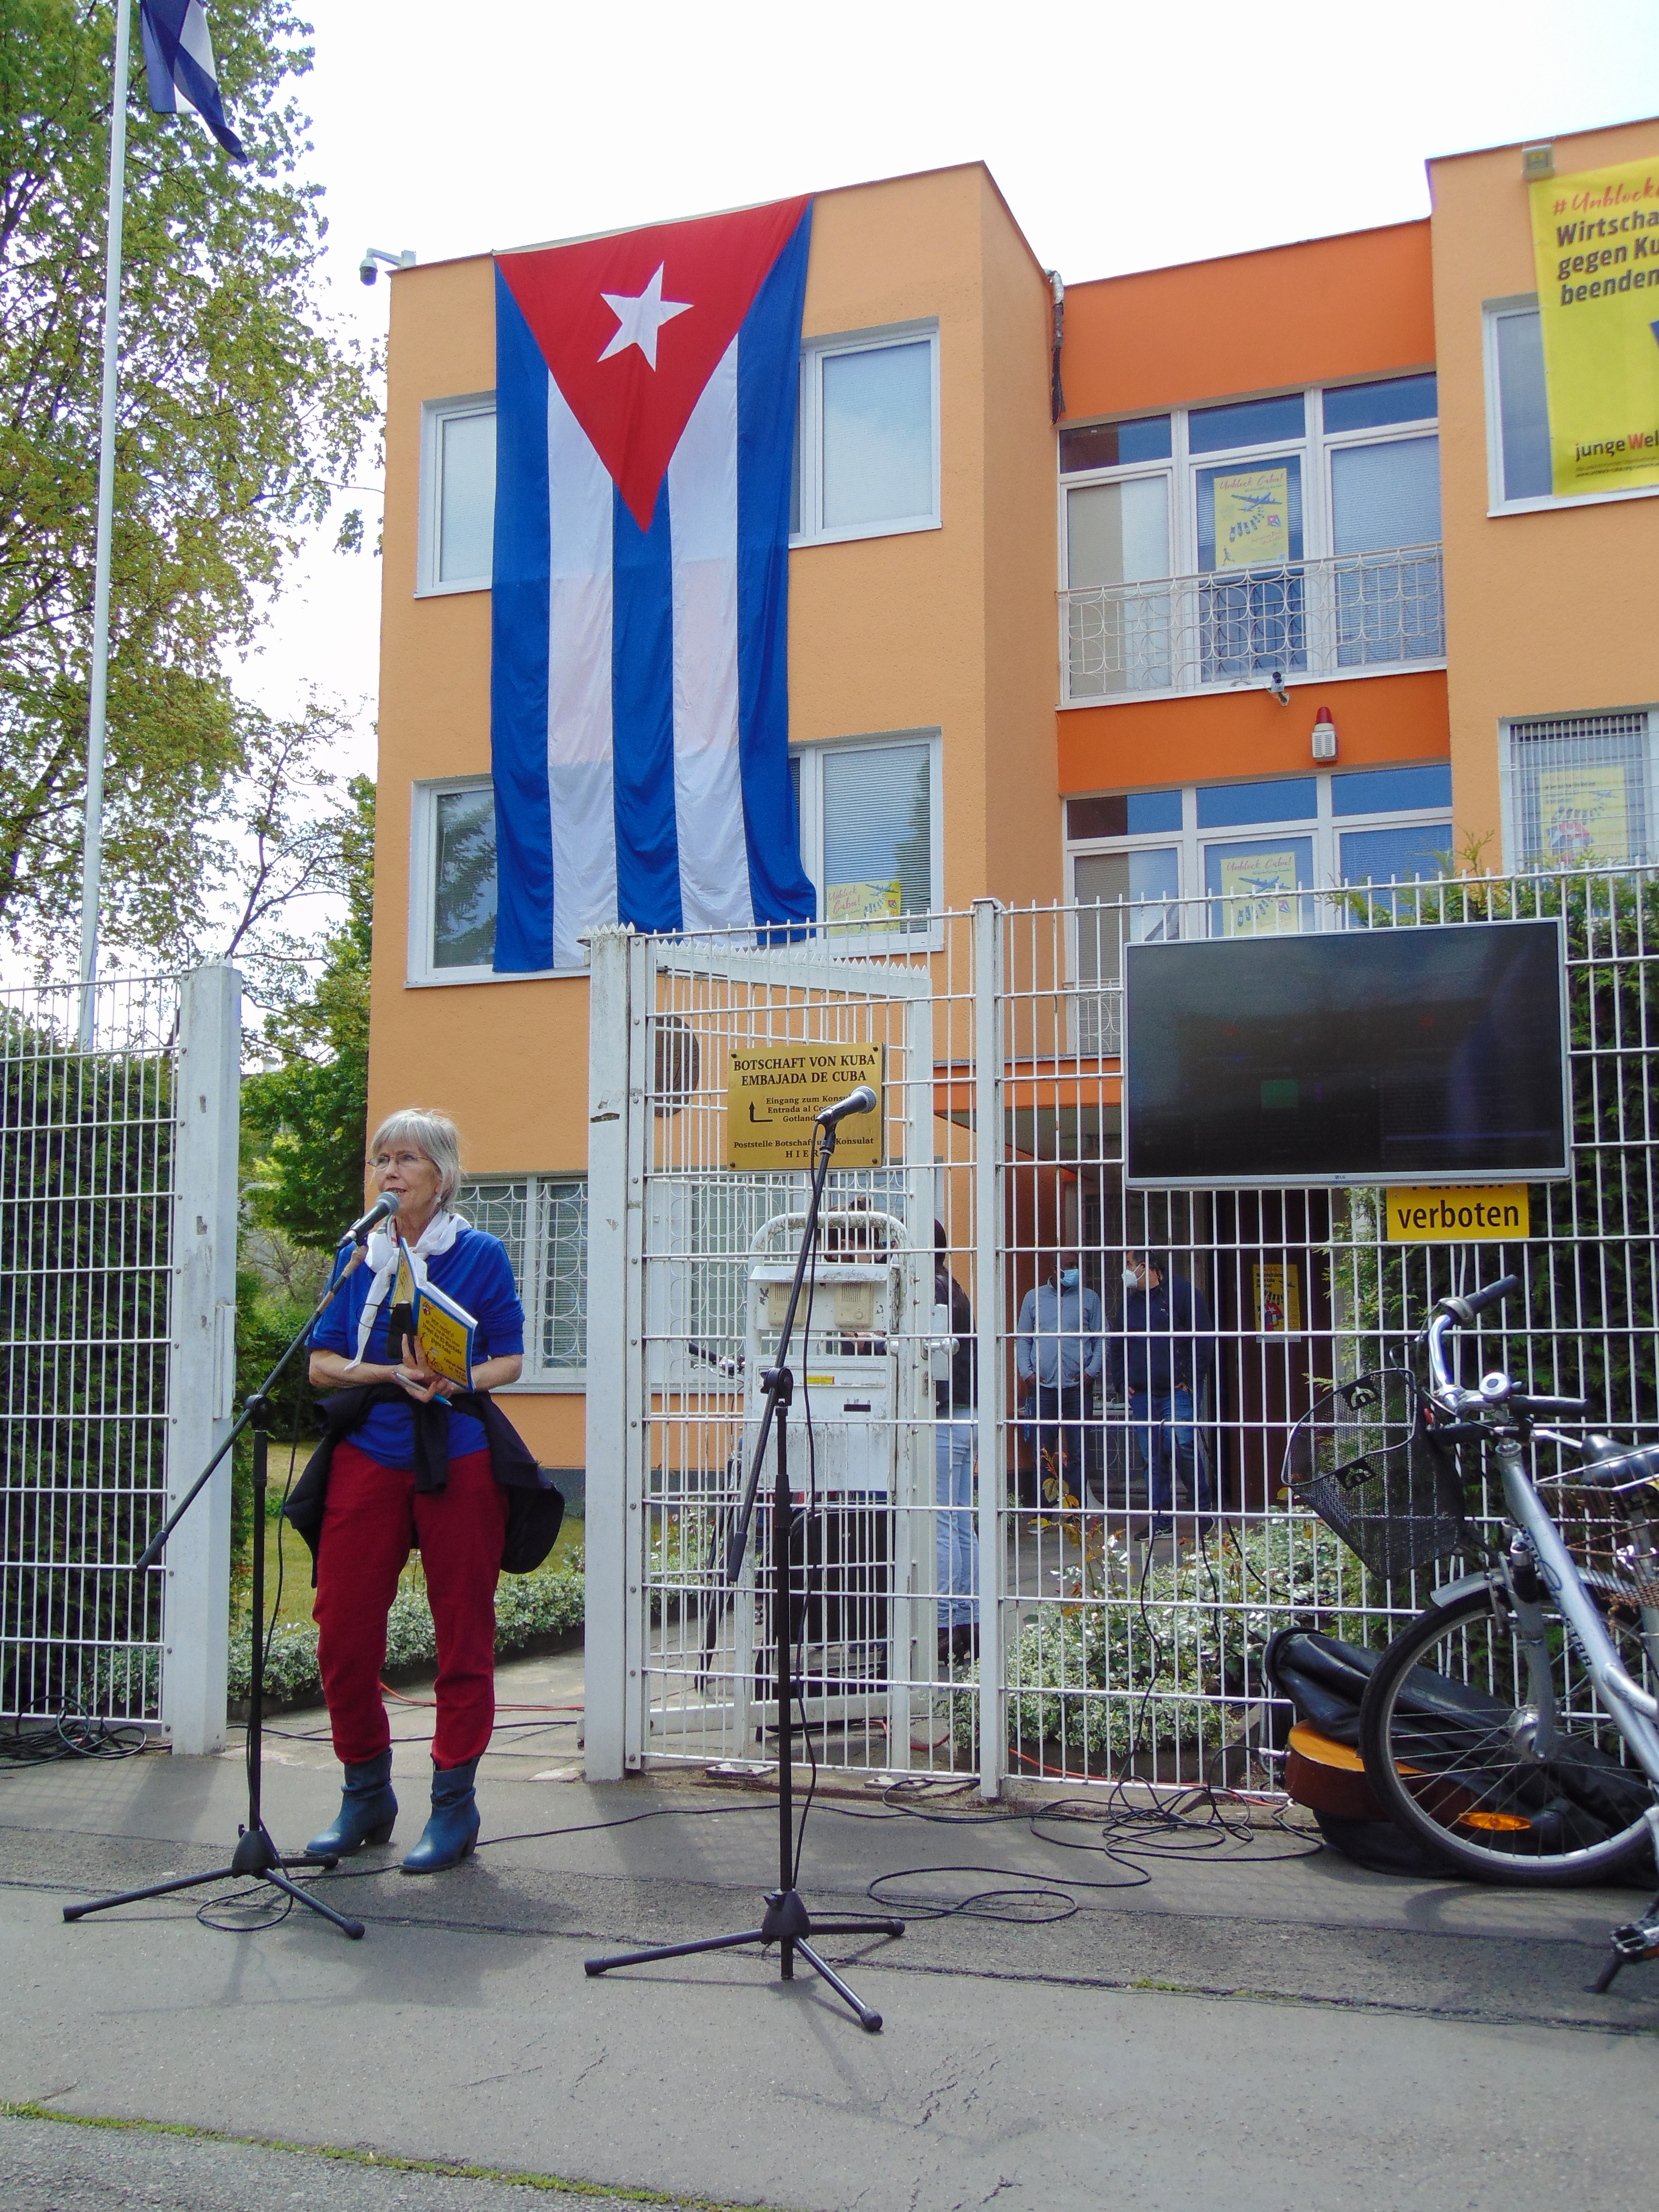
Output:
top-left (3, 1656), bottom-right (1659, 2212)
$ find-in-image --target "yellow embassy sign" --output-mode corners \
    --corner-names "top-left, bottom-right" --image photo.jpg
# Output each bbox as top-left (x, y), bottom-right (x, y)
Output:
top-left (1531, 153), bottom-right (1659, 498)
top-left (1386, 1185), bottom-right (1531, 1242)
top-left (726, 1043), bottom-right (884, 1171)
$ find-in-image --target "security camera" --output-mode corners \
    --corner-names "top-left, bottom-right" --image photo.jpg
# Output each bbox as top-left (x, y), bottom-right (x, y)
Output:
top-left (359, 247), bottom-right (416, 288)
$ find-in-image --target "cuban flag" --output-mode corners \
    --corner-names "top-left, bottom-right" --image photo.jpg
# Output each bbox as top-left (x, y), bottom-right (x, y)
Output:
top-left (491, 197), bottom-right (817, 970)
top-left (139, 1), bottom-right (246, 158)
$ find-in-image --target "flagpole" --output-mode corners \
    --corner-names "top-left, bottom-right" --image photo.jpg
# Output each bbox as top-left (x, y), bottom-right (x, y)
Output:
top-left (77, 0), bottom-right (134, 1051)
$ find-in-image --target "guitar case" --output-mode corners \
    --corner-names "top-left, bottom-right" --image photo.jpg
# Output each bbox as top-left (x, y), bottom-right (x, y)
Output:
top-left (1264, 1627), bottom-right (1452, 1875)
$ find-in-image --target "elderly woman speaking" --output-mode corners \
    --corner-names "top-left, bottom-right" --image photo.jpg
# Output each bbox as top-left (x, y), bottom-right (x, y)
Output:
top-left (301, 1109), bottom-right (527, 1873)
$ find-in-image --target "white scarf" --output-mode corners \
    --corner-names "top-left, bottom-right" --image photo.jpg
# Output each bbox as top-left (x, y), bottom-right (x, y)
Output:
top-left (347, 1208), bottom-right (468, 1367)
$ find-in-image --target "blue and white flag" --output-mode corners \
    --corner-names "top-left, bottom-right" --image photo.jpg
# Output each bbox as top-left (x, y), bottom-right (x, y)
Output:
top-left (139, 0), bottom-right (246, 159)
top-left (490, 197), bottom-right (817, 970)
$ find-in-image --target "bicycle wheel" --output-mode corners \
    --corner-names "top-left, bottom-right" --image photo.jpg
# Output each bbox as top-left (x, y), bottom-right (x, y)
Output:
top-left (1358, 1584), bottom-right (1658, 1886)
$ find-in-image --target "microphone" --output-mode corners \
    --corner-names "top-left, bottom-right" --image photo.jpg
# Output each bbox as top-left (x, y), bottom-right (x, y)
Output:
top-left (346, 1191), bottom-right (400, 1244)
top-left (815, 1084), bottom-right (878, 1128)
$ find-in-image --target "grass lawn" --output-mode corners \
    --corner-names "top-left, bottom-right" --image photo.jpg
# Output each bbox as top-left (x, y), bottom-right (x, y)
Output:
top-left (236, 1442), bottom-right (585, 1632)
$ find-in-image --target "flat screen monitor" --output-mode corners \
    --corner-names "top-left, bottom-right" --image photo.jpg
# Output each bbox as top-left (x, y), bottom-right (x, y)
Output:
top-left (1124, 918), bottom-right (1570, 1188)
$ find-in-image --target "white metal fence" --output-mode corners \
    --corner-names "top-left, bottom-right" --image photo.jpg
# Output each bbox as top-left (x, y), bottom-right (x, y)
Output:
top-left (0, 967), bottom-right (239, 1746)
top-left (1061, 543), bottom-right (1446, 703)
top-left (583, 868), bottom-right (1659, 1798)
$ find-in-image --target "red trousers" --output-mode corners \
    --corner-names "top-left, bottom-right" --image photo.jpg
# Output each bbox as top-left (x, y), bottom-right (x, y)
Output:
top-left (313, 1440), bottom-right (507, 1769)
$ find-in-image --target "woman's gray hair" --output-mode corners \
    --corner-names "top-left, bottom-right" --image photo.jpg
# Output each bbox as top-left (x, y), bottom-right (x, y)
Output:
top-left (369, 1108), bottom-right (463, 1209)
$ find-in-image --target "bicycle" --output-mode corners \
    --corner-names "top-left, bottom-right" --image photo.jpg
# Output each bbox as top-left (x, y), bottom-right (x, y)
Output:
top-left (1289, 1275), bottom-right (1659, 1986)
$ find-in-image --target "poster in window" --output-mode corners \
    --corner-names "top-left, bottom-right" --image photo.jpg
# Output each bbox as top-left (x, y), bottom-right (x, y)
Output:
top-left (1212, 466), bottom-right (1290, 569)
top-left (1216, 850), bottom-right (1300, 936)
top-left (825, 879), bottom-right (902, 925)
top-left (1253, 1262), bottom-right (1301, 1335)
top-left (1530, 154), bottom-right (1659, 497)
top-left (1536, 763), bottom-right (1630, 864)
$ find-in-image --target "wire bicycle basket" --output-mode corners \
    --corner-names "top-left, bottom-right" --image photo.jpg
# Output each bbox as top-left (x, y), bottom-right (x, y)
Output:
top-left (1533, 1465), bottom-right (1659, 1609)
top-left (1282, 1368), bottom-right (1471, 1579)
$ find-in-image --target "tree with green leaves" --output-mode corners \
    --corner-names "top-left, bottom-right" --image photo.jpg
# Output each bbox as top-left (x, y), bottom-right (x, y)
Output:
top-left (0, 0), bottom-right (377, 966)
top-left (241, 770), bottom-right (373, 1250)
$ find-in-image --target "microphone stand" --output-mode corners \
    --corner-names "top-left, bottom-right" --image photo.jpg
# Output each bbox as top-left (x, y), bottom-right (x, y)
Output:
top-left (585, 1107), bottom-right (904, 2031)
top-left (65, 1237), bottom-right (379, 1938)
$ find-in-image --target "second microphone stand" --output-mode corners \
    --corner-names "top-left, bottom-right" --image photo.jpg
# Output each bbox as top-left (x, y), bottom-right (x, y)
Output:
top-left (65, 1245), bottom-right (374, 1938)
top-left (585, 1109), bottom-right (904, 2030)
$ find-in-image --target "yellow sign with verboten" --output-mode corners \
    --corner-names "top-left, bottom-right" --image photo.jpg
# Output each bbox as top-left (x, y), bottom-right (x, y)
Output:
top-left (1386, 1185), bottom-right (1531, 1243)
top-left (726, 1043), bottom-right (884, 1171)
top-left (1530, 154), bottom-right (1659, 498)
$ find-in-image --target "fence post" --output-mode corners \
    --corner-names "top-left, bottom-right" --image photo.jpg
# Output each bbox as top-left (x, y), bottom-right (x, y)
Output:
top-left (583, 928), bottom-right (631, 1781)
top-left (161, 964), bottom-right (240, 1756)
top-left (971, 899), bottom-right (1006, 1799)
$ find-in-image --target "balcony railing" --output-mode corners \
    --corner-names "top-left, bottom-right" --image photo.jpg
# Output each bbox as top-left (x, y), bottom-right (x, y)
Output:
top-left (1061, 542), bottom-right (1445, 705)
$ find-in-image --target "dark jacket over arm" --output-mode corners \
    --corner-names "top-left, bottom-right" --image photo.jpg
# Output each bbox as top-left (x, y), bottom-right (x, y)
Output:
top-left (283, 1384), bottom-right (564, 1581)
top-left (1109, 1276), bottom-right (1215, 1396)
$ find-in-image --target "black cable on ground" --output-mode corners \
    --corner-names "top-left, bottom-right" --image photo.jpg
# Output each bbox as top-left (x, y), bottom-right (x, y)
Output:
top-left (0, 1716), bottom-right (149, 1771)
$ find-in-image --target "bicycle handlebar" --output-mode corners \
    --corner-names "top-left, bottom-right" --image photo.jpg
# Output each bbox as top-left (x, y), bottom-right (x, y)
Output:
top-left (1433, 1273), bottom-right (1519, 1325)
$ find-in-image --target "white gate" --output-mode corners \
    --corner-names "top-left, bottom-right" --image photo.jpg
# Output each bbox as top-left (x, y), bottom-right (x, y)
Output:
top-left (582, 918), bottom-right (1002, 1786)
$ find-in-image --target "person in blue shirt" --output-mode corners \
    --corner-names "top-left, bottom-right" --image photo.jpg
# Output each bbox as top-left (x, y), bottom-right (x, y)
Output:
top-left (305, 1109), bottom-right (525, 1873)
top-left (1109, 1249), bottom-right (1216, 1534)
top-left (1015, 1250), bottom-right (1103, 1513)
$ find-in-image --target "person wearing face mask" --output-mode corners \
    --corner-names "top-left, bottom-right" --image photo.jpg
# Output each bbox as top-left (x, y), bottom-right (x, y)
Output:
top-left (1109, 1249), bottom-right (1216, 1535)
top-left (1015, 1249), bottom-right (1103, 1514)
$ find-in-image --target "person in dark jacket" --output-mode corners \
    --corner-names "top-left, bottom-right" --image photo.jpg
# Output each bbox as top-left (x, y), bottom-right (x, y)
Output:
top-left (1109, 1249), bottom-right (1215, 1531)
top-left (934, 1222), bottom-right (979, 1666)
top-left (304, 1108), bottom-right (525, 1873)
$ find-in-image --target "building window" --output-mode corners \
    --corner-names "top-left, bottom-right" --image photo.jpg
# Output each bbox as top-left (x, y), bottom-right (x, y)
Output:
top-left (1060, 374), bottom-right (1442, 703)
top-left (1503, 710), bottom-right (1655, 868)
top-left (791, 731), bottom-right (942, 935)
top-left (456, 1175), bottom-right (588, 1386)
top-left (409, 777), bottom-right (515, 985)
top-left (1485, 304), bottom-right (1553, 507)
top-left (1065, 763), bottom-right (1453, 953)
top-left (1483, 302), bottom-right (1659, 516)
top-left (419, 395), bottom-right (496, 595)
top-left (792, 326), bottom-right (939, 547)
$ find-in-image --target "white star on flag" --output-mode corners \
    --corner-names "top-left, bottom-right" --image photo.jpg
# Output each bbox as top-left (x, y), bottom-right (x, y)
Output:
top-left (598, 264), bottom-right (692, 369)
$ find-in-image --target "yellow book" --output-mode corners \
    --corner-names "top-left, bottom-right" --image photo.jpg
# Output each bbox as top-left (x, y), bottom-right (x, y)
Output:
top-left (411, 1276), bottom-right (477, 1392)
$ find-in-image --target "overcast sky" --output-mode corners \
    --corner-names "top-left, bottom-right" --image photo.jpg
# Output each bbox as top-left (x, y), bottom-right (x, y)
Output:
top-left (238, 0), bottom-right (1659, 761)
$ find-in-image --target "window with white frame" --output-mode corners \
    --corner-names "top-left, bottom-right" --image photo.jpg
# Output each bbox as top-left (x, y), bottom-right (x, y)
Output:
top-left (457, 1174), bottom-right (587, 1386)
top-left (1502, 709), bottom-right (1656, 868)
top-left (409, 776), bottom-right (503, 984)
top-left (419, 394), bottom-right (496, 595)
top-left (1066, 762), bottom-right (1454, 952)
top-left (790, 731), bottom-right (942, 934)
top-left (1059, 374), bottom-right (1442, 702)
top-left (792, 325), bottom-right (939, 546)
top-left (1484, 300), bottom-right (1659, 515)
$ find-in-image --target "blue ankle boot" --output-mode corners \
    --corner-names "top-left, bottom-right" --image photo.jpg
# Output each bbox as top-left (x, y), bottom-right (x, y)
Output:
top-left (400, 1756), bottom-right (481, 1875)
top-left (306, 1750), bottom-right (397, 1857)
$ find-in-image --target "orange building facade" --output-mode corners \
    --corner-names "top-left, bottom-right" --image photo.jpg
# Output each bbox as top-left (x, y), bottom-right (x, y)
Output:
top-left (366, 118), bottom-right (1659, 1486)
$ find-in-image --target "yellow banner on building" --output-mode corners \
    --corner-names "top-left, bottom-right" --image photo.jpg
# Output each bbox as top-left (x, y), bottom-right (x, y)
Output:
top-left (727, 1043), bottom-right (884, 1170)
top-left (1212, 465), bottom-right (1290, 568)
top-left (1386, 1185), bottom-right (1531, 1242)
top-left (1530, 154), bottom-right (1659, 497)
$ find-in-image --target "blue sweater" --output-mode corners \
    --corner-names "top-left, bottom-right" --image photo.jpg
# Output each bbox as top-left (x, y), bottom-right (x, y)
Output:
top-left (312, 1226), bottom-right (526, 1468)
